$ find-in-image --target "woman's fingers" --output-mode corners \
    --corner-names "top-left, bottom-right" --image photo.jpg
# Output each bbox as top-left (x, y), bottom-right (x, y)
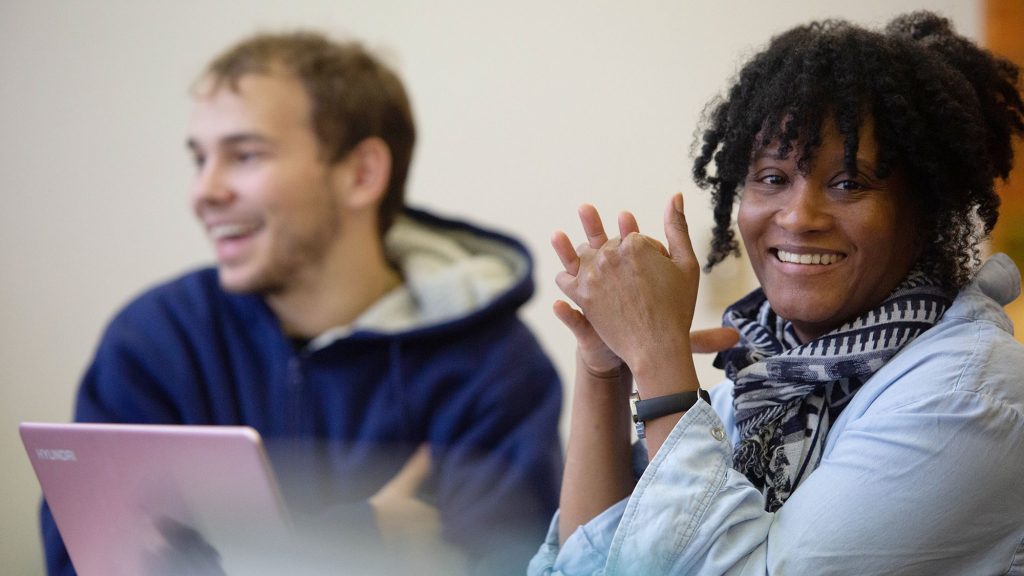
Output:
top-left (557, 206), bottom-right (642, 279)
top-left (689, 327), bottom-right (740, 354)
top-left (579, 204), bottom-right (609, 249)
top-left (617, 211), bottom-right (639, 237)
top-left (552, 299), bottom-right (588, 338)
top-left (555, 270), bottom-right (580, 305)
top-left (551, 231), bottom-right (581, 276)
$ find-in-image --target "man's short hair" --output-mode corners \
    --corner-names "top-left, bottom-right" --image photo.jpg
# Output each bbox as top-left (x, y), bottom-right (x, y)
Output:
top-left (198, 31), bottom-right (416, 237)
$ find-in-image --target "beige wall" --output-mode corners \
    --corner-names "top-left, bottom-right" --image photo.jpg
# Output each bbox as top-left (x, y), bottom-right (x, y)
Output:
top-left (0, 1), bottom-right (979, 572)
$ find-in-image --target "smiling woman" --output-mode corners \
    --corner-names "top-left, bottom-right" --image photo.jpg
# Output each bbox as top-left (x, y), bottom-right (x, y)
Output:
top-left (738, 117), bottom-right (921, 343)
top-left (532, 11), bottom-right (1024, 575)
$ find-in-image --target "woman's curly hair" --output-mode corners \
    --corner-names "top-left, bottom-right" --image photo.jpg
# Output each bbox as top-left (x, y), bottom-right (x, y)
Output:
top-left (693, 11), bottom-right (1024, 289)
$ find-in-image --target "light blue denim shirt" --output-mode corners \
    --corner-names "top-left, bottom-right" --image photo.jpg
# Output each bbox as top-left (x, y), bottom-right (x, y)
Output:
top-left (531, 254), bottom-right (1024, 575)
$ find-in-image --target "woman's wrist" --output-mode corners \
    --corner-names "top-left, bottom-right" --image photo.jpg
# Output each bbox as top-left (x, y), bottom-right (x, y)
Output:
top-left (574, 353), bottom-right (632, 398)
top-left (629, 342), bottom-right (700, 398)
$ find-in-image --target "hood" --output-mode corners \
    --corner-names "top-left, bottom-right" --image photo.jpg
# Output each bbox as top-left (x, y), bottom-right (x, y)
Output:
top-left (308, 207), bottom-right (534, 348)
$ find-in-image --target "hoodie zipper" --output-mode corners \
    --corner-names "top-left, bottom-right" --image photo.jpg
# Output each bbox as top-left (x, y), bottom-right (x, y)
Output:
top-left (287, 354), bottom-right (305, 434)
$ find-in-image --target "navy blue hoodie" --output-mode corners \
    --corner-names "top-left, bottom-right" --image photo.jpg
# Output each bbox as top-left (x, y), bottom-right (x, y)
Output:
top-left (41, 208), bottom-right (563, 575)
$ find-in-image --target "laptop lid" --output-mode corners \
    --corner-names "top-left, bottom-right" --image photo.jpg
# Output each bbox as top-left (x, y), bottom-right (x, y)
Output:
top-left (20, 422), bottom-right (293, 576)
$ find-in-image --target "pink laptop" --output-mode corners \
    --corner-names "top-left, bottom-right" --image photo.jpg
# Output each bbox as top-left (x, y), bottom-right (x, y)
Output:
top-left (20, 422), bottom-right (293, 576)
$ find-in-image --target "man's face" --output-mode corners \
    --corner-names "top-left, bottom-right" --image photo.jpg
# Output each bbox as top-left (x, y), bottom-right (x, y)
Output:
top-left (186, 73), bottom-right (345, 294)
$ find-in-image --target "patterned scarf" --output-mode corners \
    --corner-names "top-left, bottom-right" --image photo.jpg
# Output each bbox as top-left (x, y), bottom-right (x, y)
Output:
top-left (714, 270), bottom-right (952, 512)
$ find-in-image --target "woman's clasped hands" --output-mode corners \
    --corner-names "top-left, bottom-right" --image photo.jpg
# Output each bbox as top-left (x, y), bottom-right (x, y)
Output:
top-left (551, 193), bottom-right (737, 392)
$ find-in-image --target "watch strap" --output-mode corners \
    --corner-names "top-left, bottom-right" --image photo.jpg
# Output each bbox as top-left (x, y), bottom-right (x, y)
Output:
top-left (630, 388), bottom-right (710, 438)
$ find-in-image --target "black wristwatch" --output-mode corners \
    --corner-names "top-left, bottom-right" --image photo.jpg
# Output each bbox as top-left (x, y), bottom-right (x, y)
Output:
top-left (630, 388), bottom-right (711, 439)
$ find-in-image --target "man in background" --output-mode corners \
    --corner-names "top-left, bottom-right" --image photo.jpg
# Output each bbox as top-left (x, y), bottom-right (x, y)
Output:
top-left (41, 31), bottom-right (562, 575)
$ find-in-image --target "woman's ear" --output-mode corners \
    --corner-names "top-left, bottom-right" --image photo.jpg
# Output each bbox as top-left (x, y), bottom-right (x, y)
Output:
top-left (331, 137), bottom-right (393, 211)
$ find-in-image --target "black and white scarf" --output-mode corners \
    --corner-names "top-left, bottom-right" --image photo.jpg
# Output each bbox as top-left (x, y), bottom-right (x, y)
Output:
top-left (714, 270), bottom-right (952, 512)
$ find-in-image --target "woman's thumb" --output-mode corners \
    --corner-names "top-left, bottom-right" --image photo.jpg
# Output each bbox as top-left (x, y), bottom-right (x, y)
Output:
top-left (664, 193), bottom-right (697, 265)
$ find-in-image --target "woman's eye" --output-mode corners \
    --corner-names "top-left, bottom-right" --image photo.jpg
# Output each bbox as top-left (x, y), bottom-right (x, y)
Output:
top-left (833, 179), bottom-right (865, 191)
top-left (758, 174), bottom-right (786, 186)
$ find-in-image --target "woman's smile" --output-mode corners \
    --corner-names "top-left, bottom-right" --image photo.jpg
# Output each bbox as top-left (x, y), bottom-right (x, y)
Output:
top-left (772, 248), bottom-right (846, 266)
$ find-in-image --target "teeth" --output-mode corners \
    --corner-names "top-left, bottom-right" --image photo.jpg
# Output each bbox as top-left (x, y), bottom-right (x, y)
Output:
top-left (209, 222), bottom-right (260, 240)
top-left (776, 249), bottom-right (844, 265)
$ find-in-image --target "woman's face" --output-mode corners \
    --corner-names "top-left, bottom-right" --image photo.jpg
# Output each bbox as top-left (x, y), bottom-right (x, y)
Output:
top-left (737, 118), bottom-right (920, 342)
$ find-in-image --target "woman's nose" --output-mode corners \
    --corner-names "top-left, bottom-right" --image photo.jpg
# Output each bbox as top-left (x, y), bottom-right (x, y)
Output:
top-left (774, 180), bottom-right (832, 233)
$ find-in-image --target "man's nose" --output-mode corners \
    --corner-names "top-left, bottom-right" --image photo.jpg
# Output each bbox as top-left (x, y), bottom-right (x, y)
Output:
top-left (191, 159), bottom-right (233, 209)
